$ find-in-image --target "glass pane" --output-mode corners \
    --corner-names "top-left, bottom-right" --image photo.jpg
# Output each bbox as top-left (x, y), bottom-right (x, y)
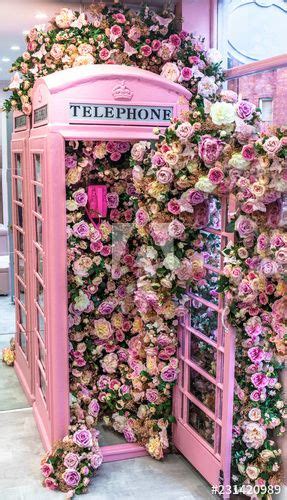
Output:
top-left (188, 400), bottom-right (215, 447)
top-left (192, 270), bottom-right (219, 305)
top-left (37, 308), bottom-right (45, 339)
top-left (189, 367), bottom-right (216, 412)
top-left (34, 185), bottom-right (42, 214)
top-left (16, 204), bottom-right (23, 228)
top-left (19, 284), bottom-right (25, 309)
top-left (35, 217), bottom-right (42, 245)
top-left (206, 197), bottom-right (221, 230)
top-left (18, 304), bottom-right (26, 329)
top-left (36, 279), bottom-right (44, 311)
top-left (16, 178), bottom-right (23, 202)
top-left (198, 231), bottom-right (221, 268)
top-left (16, 254), bottom-right (25, 282)
top-left (15, 153), bottom-right (22, 176)
top-left (17, 230), bottom-right (24, 254)
top-left (190, 334), bottom-right (217, 378)
top-left (36, 247), bottom-right (43, 276)
top-left (34, 154), bottom-right (41, 182)
top-left (189, 300), bottom-right (218, 341)
top-left (38, 340), bottom-right (45, 368)
top-left (39, 369), bottom-right (47, 401)
top-left (19, 331), bottom-right (27, 354)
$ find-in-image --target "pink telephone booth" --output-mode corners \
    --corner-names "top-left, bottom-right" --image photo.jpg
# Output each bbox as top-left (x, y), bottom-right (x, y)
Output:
top-left (11, 110), bottom-right (34, 404)
top-left (14, 65), bottom-right (191, 461)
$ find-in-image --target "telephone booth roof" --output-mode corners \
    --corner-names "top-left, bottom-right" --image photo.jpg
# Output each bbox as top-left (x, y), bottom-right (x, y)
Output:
top-left (31, 64), bottom-right (191, 140)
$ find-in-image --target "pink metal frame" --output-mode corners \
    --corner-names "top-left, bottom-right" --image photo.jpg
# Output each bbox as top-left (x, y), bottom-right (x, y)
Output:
top-left (11, 111), bottom-right (35, 405)
top-left (13, 65), bottom-right (191, 464)
top-left (173, 196), bottom-right (235, 493)
top-left (225, 53), bottom-right (287, 80)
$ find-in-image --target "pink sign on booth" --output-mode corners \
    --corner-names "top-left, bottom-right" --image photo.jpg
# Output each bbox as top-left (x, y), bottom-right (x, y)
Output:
top-left (12, 64), bottom-right (190, 462)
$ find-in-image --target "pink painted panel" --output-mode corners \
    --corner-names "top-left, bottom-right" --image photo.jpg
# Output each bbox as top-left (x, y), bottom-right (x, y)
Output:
top-left (178, 0), bottom-right (218, 48)
top-left (173, 196), bottom-right (235, 495)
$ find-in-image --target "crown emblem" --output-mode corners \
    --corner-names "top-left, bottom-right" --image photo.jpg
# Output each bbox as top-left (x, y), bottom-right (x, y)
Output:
top-left (112, 80), bottom-right (133, 101)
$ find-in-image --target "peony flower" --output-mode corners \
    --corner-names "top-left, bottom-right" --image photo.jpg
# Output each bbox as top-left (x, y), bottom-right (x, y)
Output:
top-left (64, 453), bottom-right (79, 469)
top-left (236, 100), bottom-right (255, 120)
top-left (168, 219), bottom-right (185, 239)
top-left (160, 62), bottom-right (180, 82)
top-left (251, 373), bottom-right (269, 389)
top-left (194, 176), bottom-right (216, 193)
top-left (41, 462), bottom-right (54, 478)
top-left (73, 429), bottom-right (93, 448)
top-left (135, 208), bottom-right (149, 227)
top-left (99, 48), bottom-right (111, 61)
top-left (176, 122), bottom-right (194, 140)
top-left (208, 167), bottom-right (224, 185)
top-left (110, 25), bottom-right (122, 42)
top-left (94, 318), bottom-right (113, 340)
top-left (210, 101), bottom-right (236, 126)
top-left (262, 136), bottom-right (282, 155)
top-left (55, 8), bottom-right (75, 28)
top-left (156, 166), bottom-right (173, 184)
top-left (62, 469), bottom-right (81, 487)
top-left (198, 76), bottom-right (218, 97)
top-left (101, 353), bottom-right (118, 374)
top-left (180, 67), bottom-right (193, 81)
top-left (235, 215), bottom-right (257, 238)
top-left (198, 135), bottom-right (224, 165)
top-left (242, 422), bottom-right (267, 449)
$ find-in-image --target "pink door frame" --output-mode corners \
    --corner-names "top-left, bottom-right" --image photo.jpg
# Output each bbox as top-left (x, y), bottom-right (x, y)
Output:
top-left (11, 112), bottom-right (35, 405)
top-left (173, 196), bottom-right (235, 495)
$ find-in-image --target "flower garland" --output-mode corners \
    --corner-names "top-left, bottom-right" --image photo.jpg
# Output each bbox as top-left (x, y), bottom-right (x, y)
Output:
top-left (3, 1), bottom-right (223, 115)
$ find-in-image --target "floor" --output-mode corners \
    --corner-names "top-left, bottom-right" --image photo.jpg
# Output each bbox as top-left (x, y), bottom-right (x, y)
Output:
top-left (0, 295), bottom-right (215, 499)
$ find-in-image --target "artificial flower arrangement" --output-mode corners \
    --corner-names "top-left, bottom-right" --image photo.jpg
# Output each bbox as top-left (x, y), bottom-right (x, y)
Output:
top-left (3, 1), bottom-right (223, 115)
top-left (3, 1), bottom-right (286, 498)
top-left (2, 338), bottom-right (16, 366)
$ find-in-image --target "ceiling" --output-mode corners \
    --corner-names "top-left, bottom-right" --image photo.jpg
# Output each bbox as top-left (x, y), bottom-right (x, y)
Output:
top-left (0, 0), bottom-right (174, 84)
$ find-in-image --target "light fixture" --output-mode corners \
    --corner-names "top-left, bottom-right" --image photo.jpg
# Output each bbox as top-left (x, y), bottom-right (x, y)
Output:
top-left (35, 12), bottom-right (48, 19)
top-left (2, 57), bottom-right (10, 62)
top-left (10, 45), bottom-right (20, 51)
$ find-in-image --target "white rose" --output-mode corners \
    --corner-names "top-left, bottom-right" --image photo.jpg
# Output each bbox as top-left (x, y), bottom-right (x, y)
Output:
top-left (228, 153), bottom-right (250, 170)
top-left (66, 200), bottom-right (78, 211)
top-left (74, 291), bottom-right (90, 312)
top-left (210, 101), bottom-right (236, 126)
top-left (161, 62), bottom-right (180, 82)
top-left (163, 253), bottom-right (181, 270)
top-left (206, 48), bottom-right (223, 65)
top-left (195, 176), bottom-right (216, 193)
top-left (198, 76), bottom-right (218, 98)
top-left (246, 465), bottom-right (259, 480)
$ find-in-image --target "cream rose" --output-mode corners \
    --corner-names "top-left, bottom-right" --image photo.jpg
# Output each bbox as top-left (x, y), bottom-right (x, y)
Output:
top-left (160, 62), bottom-right (180, 82)
top-left (210, 101), bottom-right (236, 126)
top-left (228, 153), bottom-right (250, 171)
top-left (194, 176), bottom-right (216, 193)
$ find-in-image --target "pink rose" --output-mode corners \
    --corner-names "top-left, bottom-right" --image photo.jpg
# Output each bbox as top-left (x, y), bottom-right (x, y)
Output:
top-left (146, 388), bottom-right (159, 403)
top-left (169, 34), bottom-right (181, 47)
top-left (88, 399), bottom-right (100, 417)
top-left (99, 48), bottom-right (110, 61)
top-left (141, 45), bottom-right (152, 57)
top-left (235, 215), bottom-right (257, 238)
top-left (90, 452), bottom-right (103, 469)
top-left (208, 167), bottom-right (224, 185)
top-left (242, 144), bottom-right (256, 160)
top-left (62, 469), bottom-right (81, 488)
top-left (187, 189), bottom-right (205, 205)
top-left (73, 429), bottom-right (93, 448)
top-left (248, 347), bottom-right (265, 364)
top-left (168, 219), bottom-right (185, 239)
top-left (135, 208), bottom-right (149, 227)
top-left (263, 136), bottom-right (282, 155)
top-left (64, 453), bottom-right (79, 469)
top-left (107, 192), bottom-right (119, 208)
top-left (167, 199), bottom-right (181, 215)
top-left (41, 463), bottom-right (54, 478)
top-left (110, 25), bottom-right (122, 42)
top-left (44, 477), bottom-right (58, 490)
top-left (152, 39), bottom-right (161, 51)
top-left (251, 373), bottom-right (269, 389)
top-left (260, 258), bottom-right (278, 276)
top-left (180, 67), bottom-right (193, 81)
top-left (156, 166), bottom-right (173, 184)
top-left (236, 100), bottom-right (255, 120)
top-left (198, 135), bottom-right (224, 165)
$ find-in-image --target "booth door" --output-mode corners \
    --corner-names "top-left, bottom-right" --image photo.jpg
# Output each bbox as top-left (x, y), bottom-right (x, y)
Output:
top-left (173, 195), bottom-right (235, 491)
top-left (29, 135), bottom-right (69, 450)
top-left (12, 139), bottom-right (34, 403)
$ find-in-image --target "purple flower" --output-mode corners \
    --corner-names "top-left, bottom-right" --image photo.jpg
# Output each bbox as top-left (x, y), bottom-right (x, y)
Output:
top-left (41, 462), bottom-right (54, 478)
top-left (135, 208), bottom-right (149, 227)
top-left (107, 192), bottom-right (119, 209)
top-left (88, 399), bottom-right (100, 417)
top-left (73, 429), bottom-right (93, 448)
top-left (90, 451), bottom-right (103, 469)
top-left (65, 154), bottom-right (77, 169)
top-left (63, 453), bottom-right (79, 469)
top-left (123, 426), bottom-right (136, 443)
top-left (62, 468), bottom-right (81, 487)
top-left (248, 347), bottom-right (265, 364)
top-left (236, 100), bottom-right (255, 121)
top-left (160, 365), bottom-right (178, 382)
top-left (251, 373), bottom-right (269, 389)
top-left (74, 190), bottom-right (88, 207)
top-left (73, 221), bottom-right (90, 239)
top-left (198, 135), bottom-right (224, 165)
top-left (187, 189), bottom-right (206, 206)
